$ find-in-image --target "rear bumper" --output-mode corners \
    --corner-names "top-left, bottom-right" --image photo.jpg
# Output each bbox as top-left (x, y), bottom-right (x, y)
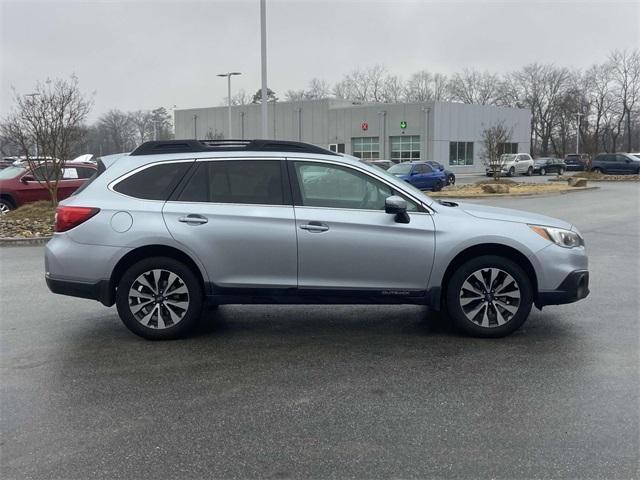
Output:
top-left (535, 270), bottom-right (589, 308)
top-left (45, 275), bottom-right (114, 306)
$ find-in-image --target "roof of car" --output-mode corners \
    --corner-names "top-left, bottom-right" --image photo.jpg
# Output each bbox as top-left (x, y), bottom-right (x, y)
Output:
top-left (130, 139), bottom-right (339, 157)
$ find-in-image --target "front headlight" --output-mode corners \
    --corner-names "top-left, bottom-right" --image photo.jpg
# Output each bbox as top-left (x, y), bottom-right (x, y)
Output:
top-left (529, 225), bottom-right (584, 248)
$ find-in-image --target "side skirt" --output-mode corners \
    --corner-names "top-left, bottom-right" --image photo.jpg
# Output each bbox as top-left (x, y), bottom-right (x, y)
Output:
top-left (205, 284), bottom-right (436, 306)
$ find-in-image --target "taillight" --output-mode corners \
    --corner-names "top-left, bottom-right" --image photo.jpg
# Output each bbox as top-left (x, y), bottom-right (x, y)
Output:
top-left (55, 206), bottom-right (100, 232)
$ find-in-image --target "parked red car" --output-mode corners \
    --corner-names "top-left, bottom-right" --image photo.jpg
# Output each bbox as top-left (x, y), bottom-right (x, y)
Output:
top-left (0, 162), bottom-right (96, 213)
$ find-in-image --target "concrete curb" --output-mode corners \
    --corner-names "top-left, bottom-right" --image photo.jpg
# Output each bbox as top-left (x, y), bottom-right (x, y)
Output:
top-left (430, 185), bottom-right (599, 199)
top-left (0, 236), bottom-right (51, 247)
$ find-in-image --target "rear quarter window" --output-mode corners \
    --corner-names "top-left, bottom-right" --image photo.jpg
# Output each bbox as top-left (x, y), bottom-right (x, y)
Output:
top-left (113, 162), bottom-right (192, 200)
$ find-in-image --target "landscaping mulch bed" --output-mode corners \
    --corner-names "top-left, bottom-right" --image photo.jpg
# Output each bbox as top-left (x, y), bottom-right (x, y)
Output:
top-left (0, 201), bottom-right (55, 239)
top-left (432, 181), bottom-right (595, 198)
top-left (549, 172), bottom-right (640, 182)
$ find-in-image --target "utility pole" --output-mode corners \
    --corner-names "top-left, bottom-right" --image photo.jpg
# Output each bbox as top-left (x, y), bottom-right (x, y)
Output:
top-left (193, 114), bottom-right (198, 139)
top-left (217, 72), bottom-right (242, 138)
top-left (576, 112), bottom-right (583, 155)
top-left (260, 0), bottom-right (268, 139)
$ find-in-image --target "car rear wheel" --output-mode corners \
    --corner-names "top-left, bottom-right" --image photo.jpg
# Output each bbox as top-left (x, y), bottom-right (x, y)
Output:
top-left (540, 167), bottom-right (546, 176)
top-left (432, 180), bottom-right (444, 192)
top-left (447, 174), bottom-right (455, 185)
top-left (508, 167), bottom-right (515, 177)
top-left (592, 167), bottom-right (603, 174)
top-left (116, 256), bottom-right (203, 340)
top-left (445, 255), bottom-right (533, 337)
top-left (526, 166), bottom-right (533, 176)
top-left (559, 167), bottom-right (565, 175)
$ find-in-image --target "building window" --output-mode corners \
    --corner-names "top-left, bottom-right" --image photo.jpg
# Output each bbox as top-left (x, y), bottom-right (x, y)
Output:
top-left (390, 135), bottom-right (420, 162)
top-left (351, 137), bottom-right (379, 160)
top-left (329, 143), bottom-right (345, 154)
top-left (498, 143), bottom-right (518, 155)
top-left (449, 142), bottom-right (474, 166)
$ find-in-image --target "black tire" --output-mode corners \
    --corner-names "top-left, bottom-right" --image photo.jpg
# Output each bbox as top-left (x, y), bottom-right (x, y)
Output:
top-left (540, 168), bottom-right (546, 176)
top-left (508, 167), bottom-right (515, 177)
top-left (448, 174), bottom-right (455, 185)
top-left (116, 256), bottom-right (203, 340)
top-left (592, 167), bottom-right (603, 174)
top-left (432, 180), bottom-right (444, 192)
top-left (526, 166), bottom-right (533, 176)
top-left (445, 255), bottom-right (533, 338)
top-left (559, 167), bottom-right (565, 175)
top-left (0, 198), bottom-right (14, 215)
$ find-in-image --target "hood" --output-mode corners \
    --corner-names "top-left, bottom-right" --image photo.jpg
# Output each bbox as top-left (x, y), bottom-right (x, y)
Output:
top-left (458, 202), bottom-right (572, 229)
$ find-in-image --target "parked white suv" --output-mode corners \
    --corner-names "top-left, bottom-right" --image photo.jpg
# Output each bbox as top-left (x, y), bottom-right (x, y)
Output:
top-left (486, 153), bottom-right (534, 177)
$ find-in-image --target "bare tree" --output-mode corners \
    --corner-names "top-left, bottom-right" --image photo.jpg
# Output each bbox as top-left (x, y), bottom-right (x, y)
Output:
top-left (481, 121), bottom-right (513, 181)
top-left (0, 76), bottom-right (92, 206)
top-left (251, 88), bottom-right (277, 103)
top-left (284, 89), bottom-right (306, 102)
top-left (98, 110), bottom-right (136, 152)
top-left (609, 49), bottom-right (640, 152)
top-left (449, 69), bottom-right (500, 105)
top-left (129, 110), bottom-right (153, 143)
top-left (222, 89), bottom-right (250, 106)
top-left (380, 75), bottom-right (405, 103)
top-left (405, 71), bottom-right (432, 102)
top-left (306, 78), bottom-right (331, 99)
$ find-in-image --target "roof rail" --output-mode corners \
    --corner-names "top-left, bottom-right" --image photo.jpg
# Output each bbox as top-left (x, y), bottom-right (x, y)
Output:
top-left (129, 139), bottom-right (340, 156)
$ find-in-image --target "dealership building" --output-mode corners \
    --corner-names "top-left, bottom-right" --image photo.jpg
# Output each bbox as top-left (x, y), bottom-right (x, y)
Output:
top-left (174, 99), bottom-right (531, 173)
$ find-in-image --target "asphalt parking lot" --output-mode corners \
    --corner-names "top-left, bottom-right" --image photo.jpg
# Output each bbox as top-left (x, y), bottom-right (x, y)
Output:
top-left (1, 182), bottom-right (638, 479)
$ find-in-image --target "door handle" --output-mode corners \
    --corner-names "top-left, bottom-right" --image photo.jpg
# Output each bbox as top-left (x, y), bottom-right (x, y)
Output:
top-left (300, 222), bottom-right (329, 232)
top-left (178, 214), bottom-right (208, 225)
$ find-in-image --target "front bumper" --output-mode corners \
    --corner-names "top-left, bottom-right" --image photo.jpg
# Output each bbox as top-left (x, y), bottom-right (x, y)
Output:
top-left (535, 270), bottom-right (589, 308)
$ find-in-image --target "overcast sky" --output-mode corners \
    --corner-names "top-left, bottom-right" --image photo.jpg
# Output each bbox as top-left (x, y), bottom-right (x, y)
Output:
top-left (1, 0), bottom-right (639, 122)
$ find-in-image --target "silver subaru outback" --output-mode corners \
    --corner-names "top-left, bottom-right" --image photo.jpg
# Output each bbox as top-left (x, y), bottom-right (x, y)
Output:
top-left (45, 140), bottom-right (589, 340)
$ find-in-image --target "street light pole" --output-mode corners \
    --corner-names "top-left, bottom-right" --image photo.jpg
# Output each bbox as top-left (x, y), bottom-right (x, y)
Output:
top-left (24, 93), bottom-right (41, 157)
top-left (575, 112), bottom-right (583, 155)
top-left (260, 0), bottom-right (268, 139)
top-left (217, 72), bottom-right (242, 139)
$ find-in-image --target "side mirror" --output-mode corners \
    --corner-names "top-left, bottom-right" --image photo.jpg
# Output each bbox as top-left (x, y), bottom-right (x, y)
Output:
top-left (385, 195), bottom-right (410, 224)
top-left (21, 175), bottom-right (35, 183)
top-left (438, 165), bottom-right (444, 171)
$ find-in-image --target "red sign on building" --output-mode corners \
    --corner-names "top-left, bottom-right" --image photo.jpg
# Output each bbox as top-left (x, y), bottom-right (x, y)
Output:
top-left (361, 122), bottom-right (368, 131)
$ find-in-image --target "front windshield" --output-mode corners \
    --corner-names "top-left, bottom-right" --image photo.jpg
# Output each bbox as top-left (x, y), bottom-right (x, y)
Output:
top-left (0, 166), bottom-right (25, 179)
top-left (388, 163), bottom-right (412, 175)
top-left (500, 154), bottom-right (516, 162)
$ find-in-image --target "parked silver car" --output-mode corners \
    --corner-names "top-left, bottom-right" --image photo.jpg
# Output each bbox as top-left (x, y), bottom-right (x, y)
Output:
top-left (45, 140), bottom-right (589, 340)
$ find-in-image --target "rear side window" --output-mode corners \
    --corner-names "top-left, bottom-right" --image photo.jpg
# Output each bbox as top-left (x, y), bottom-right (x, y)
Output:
top-left (114, 162), bottom-right (191, 200)
top-left (177, 160), bottom-right (284, 205)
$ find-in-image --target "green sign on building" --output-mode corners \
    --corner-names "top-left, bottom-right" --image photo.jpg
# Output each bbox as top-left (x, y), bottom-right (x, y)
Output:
top-left (400, 121), bottom-right (407, 129)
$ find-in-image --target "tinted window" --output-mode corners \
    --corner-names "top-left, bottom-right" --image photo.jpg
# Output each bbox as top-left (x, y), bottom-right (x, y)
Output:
top-left (114, 162), bottom-right (191, 200)
top-left (76, 167), bottom-right (96, 179)
top-left (178, 160), bottom-right (284, 205)
top-left (294, 162), bottom-right (418, 212)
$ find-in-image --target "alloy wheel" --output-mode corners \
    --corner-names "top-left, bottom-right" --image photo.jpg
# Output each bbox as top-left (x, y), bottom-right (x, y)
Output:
top-left (0, 202), bottom-right (11, 215)
top-left (540, 168), bottom-right (546, 175)
top-left (128, 269), bottom-right (190, 329)
top-left (459, 268), bottom-right (521, 328)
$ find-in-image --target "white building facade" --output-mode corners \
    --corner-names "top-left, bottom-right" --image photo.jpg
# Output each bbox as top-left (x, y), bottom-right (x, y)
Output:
top-left (174, 100), bottom-right (531, 173)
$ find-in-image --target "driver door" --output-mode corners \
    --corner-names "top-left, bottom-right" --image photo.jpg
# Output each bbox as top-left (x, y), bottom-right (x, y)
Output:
top-left (289, 160), bottom-right (435, 292)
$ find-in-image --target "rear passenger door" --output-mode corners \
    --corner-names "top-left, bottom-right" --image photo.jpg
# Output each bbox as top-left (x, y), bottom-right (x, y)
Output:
top-left (162, 158), bottom-right (298, 290)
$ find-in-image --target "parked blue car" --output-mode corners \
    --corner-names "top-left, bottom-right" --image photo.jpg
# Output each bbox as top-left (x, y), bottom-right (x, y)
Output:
top-left (425, 160), bottom-right (456, 185)
top-left (387, 161), bottom-right (448, 191)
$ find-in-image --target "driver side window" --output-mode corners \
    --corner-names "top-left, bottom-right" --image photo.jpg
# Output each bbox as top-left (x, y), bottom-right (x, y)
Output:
top-left (293, 162), bottom-right (417, 211)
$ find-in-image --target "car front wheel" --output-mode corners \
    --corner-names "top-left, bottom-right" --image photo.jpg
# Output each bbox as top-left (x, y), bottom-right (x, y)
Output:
top-left (559, 167), bottom-right (565, 175)
top-left (540, 168), bottom-right (546, 176)
top-left (508, 167), bottom-right (515, 177)
top-left (448, 174), bottom-right (455, 185)
top-left (116, 256), bottom-right (203, 340)
top-left (526, 166), bottom-right (533, 176)
top-left (0, 199), bottom-right (13, 215)
top-left (445, 255), bottom-right (533, 337)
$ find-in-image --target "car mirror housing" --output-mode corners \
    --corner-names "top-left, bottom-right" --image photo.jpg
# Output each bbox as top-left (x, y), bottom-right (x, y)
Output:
top-left (385, 195), bottom-right (410, 224)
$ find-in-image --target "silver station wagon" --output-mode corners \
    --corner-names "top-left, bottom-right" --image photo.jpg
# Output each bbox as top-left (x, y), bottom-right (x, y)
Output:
top-left (45, 140), bottom-right (589, 340)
